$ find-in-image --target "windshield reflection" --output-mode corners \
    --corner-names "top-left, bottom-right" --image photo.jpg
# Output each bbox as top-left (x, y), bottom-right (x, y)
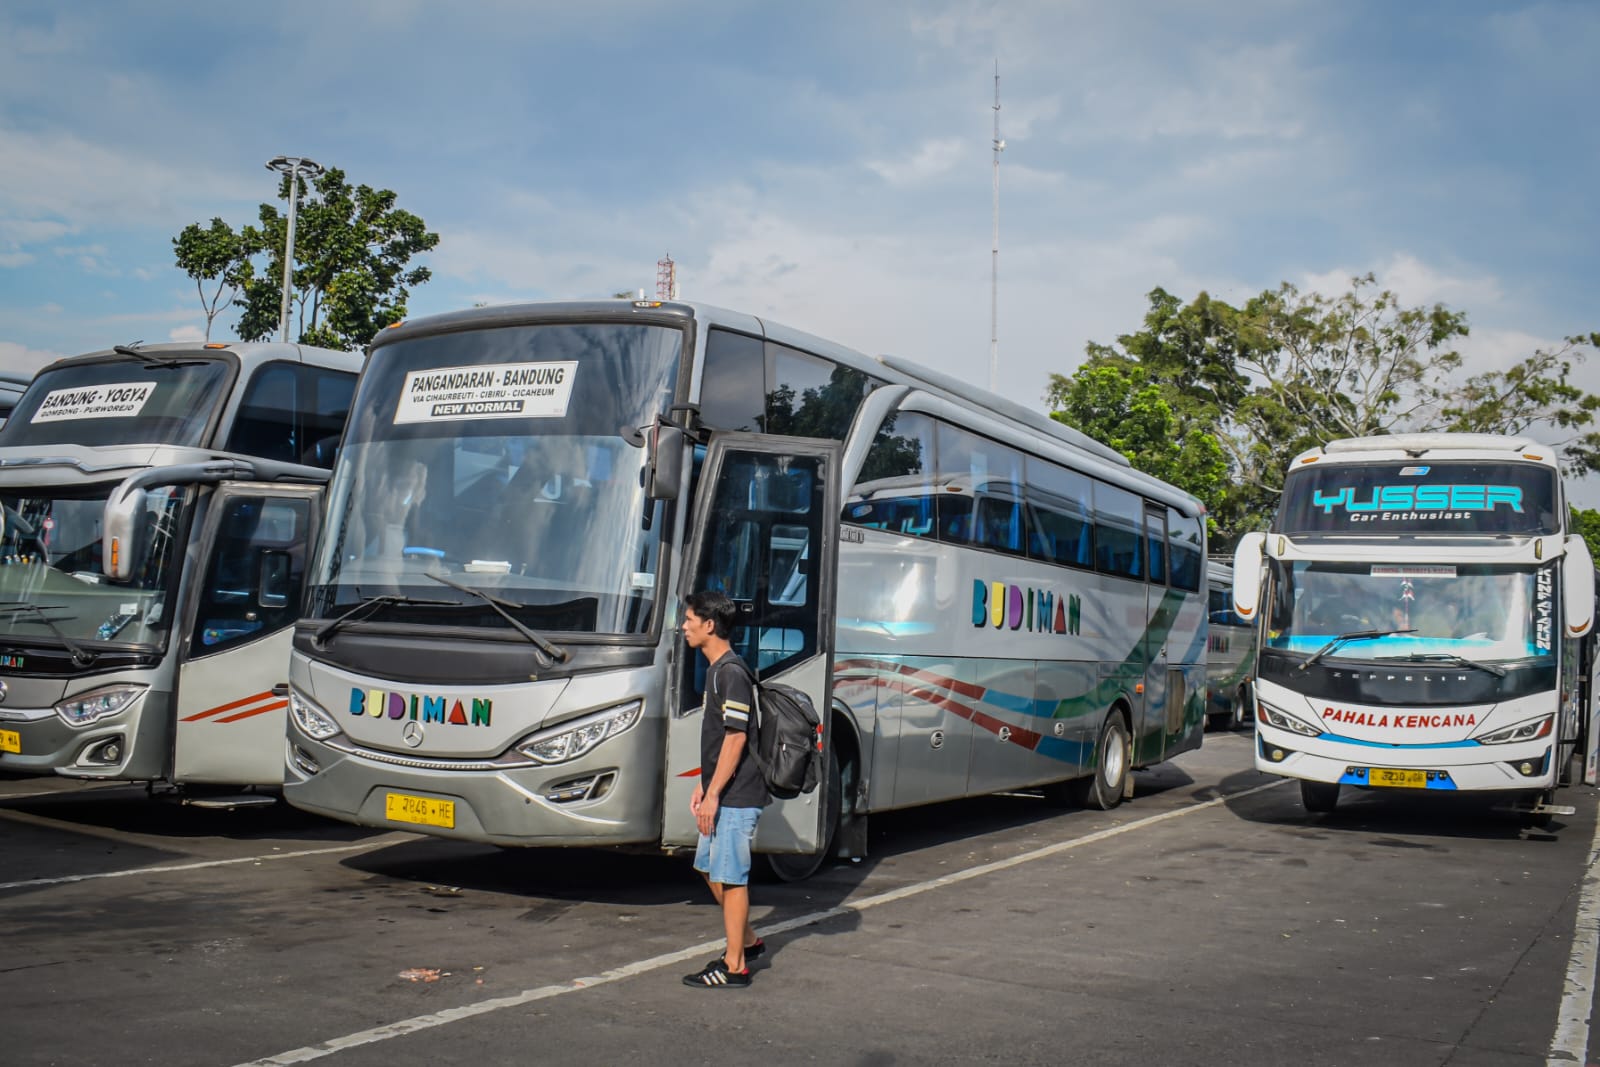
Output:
top-left (0, 486), bottom-right (185, 649)
top-left (1265, 560), bottom-right (1554, 665)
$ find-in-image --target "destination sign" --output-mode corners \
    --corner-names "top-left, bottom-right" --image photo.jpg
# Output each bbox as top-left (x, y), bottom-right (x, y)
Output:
top-left (31, 382), bottom-right (157, 423)
top-left (394, 362), bottom-right (578, 424)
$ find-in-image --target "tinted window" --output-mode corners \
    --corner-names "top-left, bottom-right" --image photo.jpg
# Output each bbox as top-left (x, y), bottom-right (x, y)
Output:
top-left (1094, 482), bottom-right (1143, 579)
top-left (1145, 507), bottom-right (1167, 585)
top-left (1168, 508), bottom-right (1203, 591)
top-left (699, 329), bottom-right (765, 432)
top-left (937, 424), bottom-right (1024, 555)
top-left (764, 343), bottom-right (880, 441)
top-left (0, 358), bottom-right (232, 448)
top-left (192, 495), bottom-right (312, 657)
top-left (843, 412), bottom-right (937, 538)
top-left (225, 363), bottom-right (357, 467)
top-left (1025, 458), bottom-right (1094, 568)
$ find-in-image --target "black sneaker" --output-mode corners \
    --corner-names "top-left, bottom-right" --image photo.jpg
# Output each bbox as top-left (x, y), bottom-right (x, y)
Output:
top-left (683, 959), bottom-right (751, 988)
top-left (704, 939), bottom-right (765, 971)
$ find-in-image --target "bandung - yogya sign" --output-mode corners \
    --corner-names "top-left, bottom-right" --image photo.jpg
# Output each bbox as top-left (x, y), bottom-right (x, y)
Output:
top-left (32, 382), bottom-right (157, 423)
top-left (395, 362), bottom-right (578, 423)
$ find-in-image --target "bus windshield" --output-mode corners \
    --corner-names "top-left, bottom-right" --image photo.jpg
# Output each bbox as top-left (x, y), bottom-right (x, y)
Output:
top-left (307, 322), bottom-right (683, 636)
top-left (0, 485), bottom-right (187, 651)
top-left (1264, 560), bottom-right (1556, 667)
top-left (1276, 460), bottom-right (1559, 537)
top-left (0, 357), bottom-right (232, 449)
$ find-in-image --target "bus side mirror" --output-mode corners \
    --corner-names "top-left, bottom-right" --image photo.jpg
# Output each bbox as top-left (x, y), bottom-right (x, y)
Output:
top-left (1232, 532), bottom-right (1266, 621)
top-left (258, 550), bottom-right (293, 609)
top-left (102, 486), bottom-right (147, 583)
top-left (644, 422), bottom-right (684, 501)
top-left (1565, 536), bottom-right (1595, 638)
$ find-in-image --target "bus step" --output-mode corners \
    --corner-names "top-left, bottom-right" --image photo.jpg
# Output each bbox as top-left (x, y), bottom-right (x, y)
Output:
top-left (183, 794), bottom-right (278, 810)
top-left (1533, 803), bottom-right (1578, 817)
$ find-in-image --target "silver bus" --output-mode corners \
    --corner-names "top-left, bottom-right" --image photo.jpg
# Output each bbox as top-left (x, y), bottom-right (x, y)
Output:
top-left (0, 342), bottom-right (361, 802)
top-left (1205, 561), bottom-right (1257, 730)
top-left (283, 301), bottom-right (1208, 876)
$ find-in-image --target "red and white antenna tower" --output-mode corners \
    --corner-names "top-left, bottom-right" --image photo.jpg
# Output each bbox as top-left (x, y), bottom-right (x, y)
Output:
top-left (656, 254), bottom-right (678, 300)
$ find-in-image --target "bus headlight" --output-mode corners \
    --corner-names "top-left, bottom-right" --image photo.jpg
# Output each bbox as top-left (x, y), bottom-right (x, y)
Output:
top-left (516, 700), bottom-right (643, 764)
top-left (1257, 700), bottom-right (1322, 738)
top-left (55, 685), bottom-right (146, 727)
top-left (288, 688), bottom-right (341, 741)
top-left (1474, 715), bottom-right (1554, 745)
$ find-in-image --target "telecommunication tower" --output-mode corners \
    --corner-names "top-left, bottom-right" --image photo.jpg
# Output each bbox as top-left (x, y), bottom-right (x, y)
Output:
top-left (656, 254), bottom-right (678, 300)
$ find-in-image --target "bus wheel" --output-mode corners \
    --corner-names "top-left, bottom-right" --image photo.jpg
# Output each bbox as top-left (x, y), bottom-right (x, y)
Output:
top-left (1237, 685), bottom-right (1255, 726)
top-left (1300, 780), bottom-right (1339, 814)
top-left (1060, 713), bottom-right (1129, 811)
top-left (761, 747), bottom-right (842, 883)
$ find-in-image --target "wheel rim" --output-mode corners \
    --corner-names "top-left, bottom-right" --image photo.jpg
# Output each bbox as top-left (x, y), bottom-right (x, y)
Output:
top-left (1103, 726), bottom-right (1126, 785)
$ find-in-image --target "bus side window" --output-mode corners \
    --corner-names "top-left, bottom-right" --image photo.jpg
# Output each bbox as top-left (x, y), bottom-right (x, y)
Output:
top-left (225, 362), bottom-right (299, 463)
top-left (843, 410), bottom-right (937, 539)
top-left (1093, 481), bottom-right (1143, 580)
top-left (191, 495), bottom-right (311, 658)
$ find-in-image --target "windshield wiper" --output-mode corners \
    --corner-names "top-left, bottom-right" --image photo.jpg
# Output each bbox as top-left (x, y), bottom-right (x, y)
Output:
top-left (426, 573), bottom-right (571, 668)
top-left (1403, 651), bottom-right (1508, 678)
top-left (1299, 627), bottom-right (1415, 671)
top-left (112, 342), bottom-right (209, 369)
top-left (0, 601), bottom-right (94, 666)
top-left (313, 593), bottom-right (456, 647)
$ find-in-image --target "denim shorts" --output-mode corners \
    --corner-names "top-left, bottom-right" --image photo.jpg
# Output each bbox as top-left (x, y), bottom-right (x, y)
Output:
top-left (693, 806), bottom-right (762, 886)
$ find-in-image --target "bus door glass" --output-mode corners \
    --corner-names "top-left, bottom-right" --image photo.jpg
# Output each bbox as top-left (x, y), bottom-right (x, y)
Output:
top-left (1143, 503), bottom-right (1173, 761)
top-left (664, 433), bottom-right (840, 854)
top-left (173, 483), bottom-right (321, 785)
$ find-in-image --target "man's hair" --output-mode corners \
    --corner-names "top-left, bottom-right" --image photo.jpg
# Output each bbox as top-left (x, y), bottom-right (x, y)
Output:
top-left (684, 589), bottom-right (737, 639)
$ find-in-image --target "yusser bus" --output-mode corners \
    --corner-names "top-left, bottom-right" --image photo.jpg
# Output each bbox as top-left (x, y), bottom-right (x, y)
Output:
top-left (0, 342), bottom-right (360, 801)
top-left (282, 302), bottom-right (1209, 876)
top-left (1233, 433), bottom-right (1597, 819)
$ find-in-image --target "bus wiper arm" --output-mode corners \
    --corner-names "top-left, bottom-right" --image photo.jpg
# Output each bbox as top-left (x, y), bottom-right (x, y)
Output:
top-left (1405, 651), bottom-right (1508, 678)
top-left (0, 601), bottom-right (94, 666)
top-left (112, 343), bottom-right (210, 369)
top-left (425, 573), bottom-right (570, 667)
top-left (313, 593), bottom-right (456, 647)
top-left (1299, 627), bottom-right (1415, 671)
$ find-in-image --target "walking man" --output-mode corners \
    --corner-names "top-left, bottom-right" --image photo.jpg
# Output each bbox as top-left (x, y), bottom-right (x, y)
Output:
top-left (680, 590), bottom-right (768, 988)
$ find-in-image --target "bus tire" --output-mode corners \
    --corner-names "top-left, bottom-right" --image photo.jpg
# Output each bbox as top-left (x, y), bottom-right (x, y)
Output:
top-left (1064, 712), bottom-right (1129, 811)
top-left (761, 746), bottom-right (842, 883)
top-left (1300, 779), bottom-right (1339, 814)
top-left (1237, 685), bottom-right (1255, 725)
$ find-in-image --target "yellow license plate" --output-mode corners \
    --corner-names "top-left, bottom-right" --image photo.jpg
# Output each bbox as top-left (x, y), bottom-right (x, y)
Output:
top-left (0, 728), bottom-right (18, 754)
top-left (1368, 767), bottom-right (1428, 789)
top-left (385, 792), bottom-right (456, 828)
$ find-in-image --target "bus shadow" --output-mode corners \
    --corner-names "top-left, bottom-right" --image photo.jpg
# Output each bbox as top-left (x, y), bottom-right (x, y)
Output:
top-left (0, 784), bottom-right (380, 843)
top-left (1220, 773), bottom-right (1564, 841)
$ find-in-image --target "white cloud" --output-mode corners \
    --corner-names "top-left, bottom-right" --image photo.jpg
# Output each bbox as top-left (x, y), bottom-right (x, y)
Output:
top-left (0, 341), bottom-right (64, 377)
top-left (866, 138), bottom-right (968, 185)
top-left (168, 324), bottom-right (205, 343)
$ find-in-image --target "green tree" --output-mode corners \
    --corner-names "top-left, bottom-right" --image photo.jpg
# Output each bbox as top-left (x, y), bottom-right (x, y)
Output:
top-left (1047, 278), bottom-right (1600, 548)
top-left (172, 217), bottom-right (249, 341)
top-left (175, 166), bottom-right (438, 349)
top-left (1573, 507), bottom-right (1600, 561)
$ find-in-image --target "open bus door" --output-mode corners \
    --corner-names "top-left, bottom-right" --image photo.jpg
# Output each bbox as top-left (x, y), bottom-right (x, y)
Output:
top-left (663, 434), bottom-right (840, 861)
top-left (172, 483), bottom-right (322, 790)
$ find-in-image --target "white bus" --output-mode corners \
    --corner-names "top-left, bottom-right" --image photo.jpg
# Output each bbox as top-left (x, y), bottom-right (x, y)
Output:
top-left (1233, 433), bottom-right (1597, 818)
top-left (1205, 562), bottom-right (1256, 730)
top-left (282, 301), bottom-right (1208, 876)
top-left (0, 342), bottom-right (362, 801)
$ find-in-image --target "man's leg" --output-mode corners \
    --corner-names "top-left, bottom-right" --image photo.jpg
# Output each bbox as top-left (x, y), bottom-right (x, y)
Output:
top-left (700, 872), bottom-right (758, 952)
top-left (720, 883), bottom-right (750, 972)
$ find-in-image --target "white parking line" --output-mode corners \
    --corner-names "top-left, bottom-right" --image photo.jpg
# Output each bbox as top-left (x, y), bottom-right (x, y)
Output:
top-left (0, 838), bottom-right (408, 892)
top-left (1548, 808), bottom-right (1600, 1067)
top-left (234, 779), bottom-right (1289, 1067)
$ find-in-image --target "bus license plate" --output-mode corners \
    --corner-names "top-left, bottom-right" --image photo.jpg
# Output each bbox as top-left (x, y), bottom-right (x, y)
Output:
top-left (0, 728), bottom-right (18, 754)
top-left (385, 792), bottom-right (455, 828)
top-left (1368, 767), bottom-right (1428, 789)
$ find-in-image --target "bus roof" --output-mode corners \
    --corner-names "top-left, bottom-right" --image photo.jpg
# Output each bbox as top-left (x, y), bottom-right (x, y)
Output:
top-left (36, 340), bottom-right (363, 376)
top-left (1300, 433), bottom-right (1558, 465)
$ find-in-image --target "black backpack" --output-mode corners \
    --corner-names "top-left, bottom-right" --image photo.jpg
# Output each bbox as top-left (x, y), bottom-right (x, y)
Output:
top-left (730, 663), bottom-right (823, 800)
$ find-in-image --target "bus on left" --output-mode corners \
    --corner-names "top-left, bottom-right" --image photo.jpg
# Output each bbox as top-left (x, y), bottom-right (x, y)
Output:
top-left (0, 341), bottom-right (362, 803)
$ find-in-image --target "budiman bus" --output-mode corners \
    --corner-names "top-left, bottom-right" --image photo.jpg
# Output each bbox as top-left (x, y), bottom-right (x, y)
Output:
top-left (1232, 433), bottom-right (1597, 819)
top-left (1205, 561), bottom-right (1257, 730)
top-left (0, 342), bottom-right (361, 802)
top-left (282, 301), bottom-right (1209, 877)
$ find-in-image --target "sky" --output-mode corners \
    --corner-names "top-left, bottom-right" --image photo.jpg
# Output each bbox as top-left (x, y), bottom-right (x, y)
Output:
top-left (2, 0), bottom-right (1597, 504)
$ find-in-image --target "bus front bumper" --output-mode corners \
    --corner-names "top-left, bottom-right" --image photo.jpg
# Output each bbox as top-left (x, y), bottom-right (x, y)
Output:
top-left (282, 729), bottom-right (665, 847)
top-left (1254, 725), bottom-right (1558, 792)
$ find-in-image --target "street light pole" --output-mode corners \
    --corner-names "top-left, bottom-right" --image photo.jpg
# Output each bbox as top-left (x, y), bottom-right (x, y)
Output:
top-left (264, 155), bottom-right (323, 344)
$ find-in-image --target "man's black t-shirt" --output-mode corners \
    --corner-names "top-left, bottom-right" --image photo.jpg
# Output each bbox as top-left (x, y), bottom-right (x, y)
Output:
top-left (700, 651), bottom-right (769, 809)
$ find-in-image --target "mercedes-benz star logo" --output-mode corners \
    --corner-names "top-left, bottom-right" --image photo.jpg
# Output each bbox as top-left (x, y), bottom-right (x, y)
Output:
top-left (401, 721), bottom-right (425, 748)
top-left (0, 680), bottom-right (8, 704)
